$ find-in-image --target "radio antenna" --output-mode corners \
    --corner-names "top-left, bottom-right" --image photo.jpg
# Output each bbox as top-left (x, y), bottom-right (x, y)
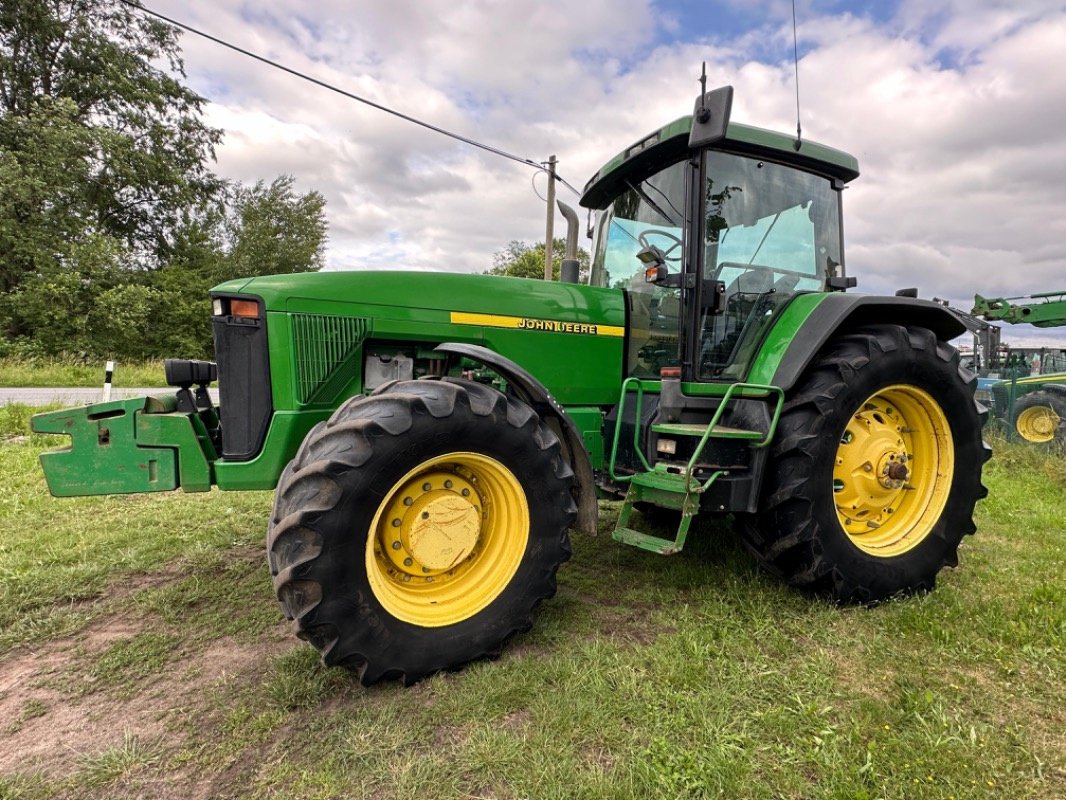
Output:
top-left (791, 0), bottom-right (802, 151)
top-left (697, 62), bottom-right (710, 122)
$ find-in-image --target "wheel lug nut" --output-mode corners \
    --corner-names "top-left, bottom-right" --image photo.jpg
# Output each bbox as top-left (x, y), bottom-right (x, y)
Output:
top-left (421, 511), bottom-right (430, 519)
top-left (403, 557), bottom-right (413, 567)
top-left (461, 488), bottom-right (470, 497)
top-left (391, 541), bottom-right (402, 550)
top-left (403, 497), bottom-right (413, 506)
top-left (444, 479), bottom-right (453, 489)
top-left (391, 518), bottom-right (401, 527)
top-left (422, 482), bottom-right (432, 492)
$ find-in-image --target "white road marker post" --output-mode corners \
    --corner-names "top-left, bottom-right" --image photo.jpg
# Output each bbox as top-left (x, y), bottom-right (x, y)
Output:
top-left (102, 360), bottom-right (114, 402)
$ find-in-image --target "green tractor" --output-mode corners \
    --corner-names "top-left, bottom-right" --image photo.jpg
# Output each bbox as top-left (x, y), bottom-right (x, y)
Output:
top-left (972, 292), bottom-right (1066, 446)
top-left (32, 85), bottom-right (990, 685)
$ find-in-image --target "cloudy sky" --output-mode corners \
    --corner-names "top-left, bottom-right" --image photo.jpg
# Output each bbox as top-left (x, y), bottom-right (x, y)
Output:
top-left (148, 0), bottom-right (1066, 345)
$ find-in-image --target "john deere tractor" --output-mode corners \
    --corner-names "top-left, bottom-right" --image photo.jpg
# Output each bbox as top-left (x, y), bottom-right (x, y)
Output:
top-left (972, 291), bottom-right (1066, 445)
top-left (32, 85), bottom-right (990, 685)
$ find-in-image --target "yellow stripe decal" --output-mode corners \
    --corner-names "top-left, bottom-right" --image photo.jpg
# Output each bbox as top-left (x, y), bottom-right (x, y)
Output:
top-left (1012, 375), bottom-right (1066, 385)
top-left (450, 311), bottom-right (625, 337)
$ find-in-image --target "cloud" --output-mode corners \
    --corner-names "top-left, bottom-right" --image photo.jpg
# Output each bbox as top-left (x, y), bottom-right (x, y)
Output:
top-left (153, 0), bottom-right (1066, 345)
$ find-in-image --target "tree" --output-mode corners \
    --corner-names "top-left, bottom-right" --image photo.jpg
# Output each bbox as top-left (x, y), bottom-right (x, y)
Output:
top-left (0, 96), bottom-right (94, 297)
top-left (0, 2), bottom-right (330, 360)
top-left (2, 177), bottom-right (329, 360)
top-left (144, 178), bottom-right (328, 358)
top-left (224, 176), bottom-right (328, 279)
top-left (487, 238), bottom-right (590, 281)
top-left (0, 0), bottom-right (225, 345)
top-left (0, 0), bottom-right (223, 266)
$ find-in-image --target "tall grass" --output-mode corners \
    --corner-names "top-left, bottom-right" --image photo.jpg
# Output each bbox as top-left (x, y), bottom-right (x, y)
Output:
top-left (0, 356), bottom-right (165, 388)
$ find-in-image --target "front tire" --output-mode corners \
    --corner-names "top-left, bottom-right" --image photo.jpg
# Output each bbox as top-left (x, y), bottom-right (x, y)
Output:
top-left (743, 325), bottom-right (990, 603)
top-left (268, 378), bottom-right (575, 685)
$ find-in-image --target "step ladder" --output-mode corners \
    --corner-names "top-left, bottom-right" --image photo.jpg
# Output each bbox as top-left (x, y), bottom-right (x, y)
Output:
top-left (608, 378), bottom-right (783, 555)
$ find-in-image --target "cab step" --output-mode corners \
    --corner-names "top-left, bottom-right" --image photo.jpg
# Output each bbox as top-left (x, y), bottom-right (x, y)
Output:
top-left (612, 526), bottom-right (686, 555)
top-left (611, 466), bottom-right (711, 555)
top-left (607, 378), bottom-right (784, 556)
top-left (651, 421), bottom-right (763, 440)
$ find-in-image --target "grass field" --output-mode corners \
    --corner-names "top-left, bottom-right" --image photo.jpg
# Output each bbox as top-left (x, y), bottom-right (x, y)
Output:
top-left (0, 358), bottom-right (166, 388)
top-left (0, 406), bottom-right (1062, 799)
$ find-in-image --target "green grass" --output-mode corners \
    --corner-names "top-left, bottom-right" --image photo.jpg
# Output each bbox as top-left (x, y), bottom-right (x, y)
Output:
top-left (0, 432), bottom-right (1062, 799)
top-left (77, 733), bottom-right (163, 789)
top-left (0, 356), bottom-right (166, 388)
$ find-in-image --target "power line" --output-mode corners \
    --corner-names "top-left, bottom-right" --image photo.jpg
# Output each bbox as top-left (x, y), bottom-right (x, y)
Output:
top-left (120, 0), bottom-right (580, 189)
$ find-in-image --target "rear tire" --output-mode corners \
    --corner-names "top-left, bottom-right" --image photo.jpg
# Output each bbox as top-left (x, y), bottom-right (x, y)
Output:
top-left (743, 325), bottom-right (990, 603)
top-left (268, 378), bottom-right (574, 685)
top-left (1011, 391), bottom-right (1066, 445)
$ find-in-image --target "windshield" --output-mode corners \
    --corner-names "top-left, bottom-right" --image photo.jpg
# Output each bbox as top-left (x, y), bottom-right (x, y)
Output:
top-left (589, 149), bottom-right (843, 381)
top-left (590, 159), bottom-right (687, 289)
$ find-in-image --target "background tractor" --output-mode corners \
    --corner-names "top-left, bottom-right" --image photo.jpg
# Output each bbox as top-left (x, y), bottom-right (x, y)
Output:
top-left (32, 85), bottom-right (990, 685)
top-left (972, 291), bottom-right (1066, 446)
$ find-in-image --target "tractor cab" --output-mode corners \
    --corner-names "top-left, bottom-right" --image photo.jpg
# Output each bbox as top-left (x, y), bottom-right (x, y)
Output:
top-left (581, 88), bottom-right (863, 553)
top-left (582, 87), bottom-right (859, 383)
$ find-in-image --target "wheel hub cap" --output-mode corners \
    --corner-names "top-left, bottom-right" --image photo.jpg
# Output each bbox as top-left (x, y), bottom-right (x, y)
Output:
top-left (877, 453), bottom-right (910, 489)
top-left (405, 491), bottom-right (480, 571)
top-left (380, 469), bottom-right (482, 578)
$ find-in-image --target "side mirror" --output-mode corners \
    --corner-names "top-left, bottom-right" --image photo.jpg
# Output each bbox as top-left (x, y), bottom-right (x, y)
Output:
top-left (689, 85), bottom-right (734, 148)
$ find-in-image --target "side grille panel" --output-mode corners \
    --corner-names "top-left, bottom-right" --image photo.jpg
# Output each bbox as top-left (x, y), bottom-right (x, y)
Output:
top-left (291, 314), bottom-right (369, 404)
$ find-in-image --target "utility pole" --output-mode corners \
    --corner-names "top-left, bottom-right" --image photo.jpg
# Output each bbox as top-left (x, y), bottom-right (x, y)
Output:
top-left (543, 155), bottom-right (557, 281)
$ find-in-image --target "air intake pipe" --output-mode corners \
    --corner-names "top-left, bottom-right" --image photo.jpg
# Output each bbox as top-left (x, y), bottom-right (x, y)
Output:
top-left (557, 200), bottom-right (581, 283)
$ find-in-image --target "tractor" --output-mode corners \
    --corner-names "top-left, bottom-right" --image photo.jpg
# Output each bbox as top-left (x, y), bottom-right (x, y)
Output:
top-left (972, 292), bottom-right (1066, 446)
top-left (32, 85), bottom-right (990, 685)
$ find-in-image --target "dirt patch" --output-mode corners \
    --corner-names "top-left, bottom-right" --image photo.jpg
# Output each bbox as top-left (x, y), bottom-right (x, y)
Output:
top-left (433, 722), bottom-right (472, 749)
top-left (498, 709), bottom-right (530, 733)
top-left (0, 612), bottom-right (294, 779)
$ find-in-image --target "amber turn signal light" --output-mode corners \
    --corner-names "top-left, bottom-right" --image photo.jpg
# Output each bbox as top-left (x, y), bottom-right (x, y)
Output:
top-left (229, 299), bottom-right (259, 318)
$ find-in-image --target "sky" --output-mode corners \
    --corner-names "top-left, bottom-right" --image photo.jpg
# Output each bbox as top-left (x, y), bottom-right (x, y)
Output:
top-left (147, 0), bottom-right (1066, 346)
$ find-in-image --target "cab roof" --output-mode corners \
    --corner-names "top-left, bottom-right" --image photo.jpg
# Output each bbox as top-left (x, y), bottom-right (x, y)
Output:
top-left (580, 115), bottom-right (861, 209)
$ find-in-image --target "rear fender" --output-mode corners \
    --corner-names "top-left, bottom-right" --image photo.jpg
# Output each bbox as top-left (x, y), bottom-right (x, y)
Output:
top-left (771, 295), bottom-right (968, 391)
top-left (31, 395), bottom-right (214, 497)
top-left (1040, 382), bottom-right (1066, 396)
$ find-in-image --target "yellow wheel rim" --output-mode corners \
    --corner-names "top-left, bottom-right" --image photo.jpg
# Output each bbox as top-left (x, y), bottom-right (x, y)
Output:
top-left (1015, 405), bottom-right (1060, 443)
top-left (366, 452), bottom-right (528, 627)
top-left (832, 385), bottom-right (954, 557)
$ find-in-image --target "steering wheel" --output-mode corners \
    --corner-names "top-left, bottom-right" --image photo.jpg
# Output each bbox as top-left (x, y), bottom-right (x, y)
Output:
top-left (638, 229), bottom-right (683, 264)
